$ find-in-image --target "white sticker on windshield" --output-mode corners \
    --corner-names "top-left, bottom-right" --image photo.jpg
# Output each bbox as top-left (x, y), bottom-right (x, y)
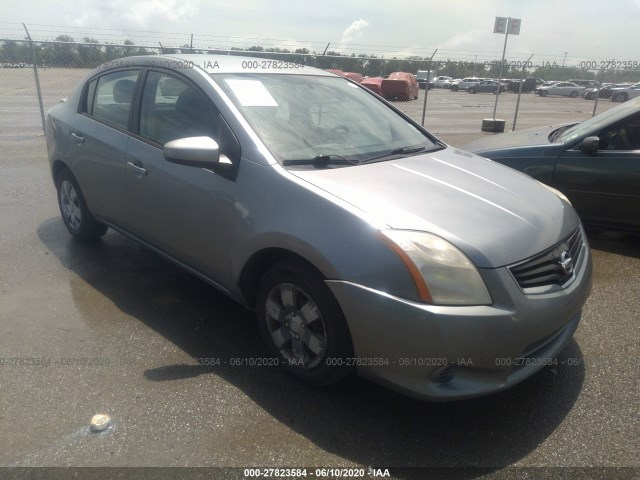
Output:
top-left (224, 79), bottom-right (278, 107)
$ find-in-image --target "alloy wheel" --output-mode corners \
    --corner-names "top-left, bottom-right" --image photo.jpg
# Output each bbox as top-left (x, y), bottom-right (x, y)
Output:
top-left (264, 282), bottom-right (328, 369)
top-left (60, 179), bottom-right (82, 231)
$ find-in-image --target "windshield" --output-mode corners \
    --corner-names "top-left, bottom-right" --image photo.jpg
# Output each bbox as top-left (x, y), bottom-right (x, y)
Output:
top-left (558, 97), bottom-right (640, 144)
top-left (212, 73), bottom-right (438, 164)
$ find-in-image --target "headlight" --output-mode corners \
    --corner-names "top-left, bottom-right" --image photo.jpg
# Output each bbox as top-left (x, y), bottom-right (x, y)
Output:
top-left (537, 181), bottom-right (571, 205)
top-left (379, 230), bottom-right (492, 306)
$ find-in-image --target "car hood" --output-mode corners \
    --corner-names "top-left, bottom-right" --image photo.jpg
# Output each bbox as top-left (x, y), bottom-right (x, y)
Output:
top-left (291, 147), bottom-right (579, 268)
top-left (462, 124), bottom-right (574, 152)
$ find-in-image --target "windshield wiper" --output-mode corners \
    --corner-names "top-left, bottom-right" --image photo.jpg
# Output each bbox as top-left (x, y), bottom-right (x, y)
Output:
top-left (361, 145), bottom-right (427, 164)
top-left (282, 154), bottom-right (360, 168)
top-left (391, 146), bottom-right (427, 155)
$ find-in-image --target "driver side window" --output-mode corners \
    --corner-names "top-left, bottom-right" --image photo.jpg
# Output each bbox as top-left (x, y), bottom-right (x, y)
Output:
top-left (598, 113), bottom-right (640, 151)
top-left (139, 71), bottom-right (219, 145)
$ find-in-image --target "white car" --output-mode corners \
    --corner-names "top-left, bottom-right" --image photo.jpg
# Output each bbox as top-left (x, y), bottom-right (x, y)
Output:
top-left (610, 83), bottom-right (640, 102)
top-left (450, 77), bottom-right (482, 92)
top-left (433, 76), bottom-right (453, 88)
top-left (536, 82), bottom-right (585, 98)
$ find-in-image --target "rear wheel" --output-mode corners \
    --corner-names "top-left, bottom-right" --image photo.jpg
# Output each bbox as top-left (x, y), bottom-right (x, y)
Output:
top-left (613, 92), bottom-right (628, 102)
top-left (55, 168), bottom-right (108, 241)
top-left (468, 87), bottom-right (476, 94)
top-left (451, 85), bottom-right (459, 91)
top-left (570, 91), bottom-right (578, 98)
top-left (256, 260), bottom-right (354, 386)
top-left (539, 90), bottom-right (548, 97)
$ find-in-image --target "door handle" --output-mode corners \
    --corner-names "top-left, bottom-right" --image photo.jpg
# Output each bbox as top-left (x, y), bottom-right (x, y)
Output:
top-left (70, 132), bottom-right (85, 144)
top-left (127, 161), bottom-right (148, 176)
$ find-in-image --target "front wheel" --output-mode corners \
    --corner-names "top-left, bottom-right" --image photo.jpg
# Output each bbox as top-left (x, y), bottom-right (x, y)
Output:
top-left (55, 168), bottom-right (108, 241)
top-left (256, 260), bottom-right (354, 386)
top-left (468, 87), bottom-right (476, 94)
top-left (613, 92), bottom-right (627, 102)
top-left (451, 85), bottom-right (459, 91)
top-left (539, 90), bottom-right (548, 97)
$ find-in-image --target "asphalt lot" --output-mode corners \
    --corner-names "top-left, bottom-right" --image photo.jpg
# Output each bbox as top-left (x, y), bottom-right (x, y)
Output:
top-left (0, 71), bottom-right (638, 479)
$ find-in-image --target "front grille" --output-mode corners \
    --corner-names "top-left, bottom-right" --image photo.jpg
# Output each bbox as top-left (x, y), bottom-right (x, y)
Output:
top-left (509, 227), bottom-right (584, 290)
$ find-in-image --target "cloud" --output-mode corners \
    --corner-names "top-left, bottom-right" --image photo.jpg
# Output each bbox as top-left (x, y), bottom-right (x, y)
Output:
top-left (339, 18), bottom-right (369, 44)
top-left (71, 0), bottom-right (199, 29)
top-left (118, 0), bottom-right (198, 27)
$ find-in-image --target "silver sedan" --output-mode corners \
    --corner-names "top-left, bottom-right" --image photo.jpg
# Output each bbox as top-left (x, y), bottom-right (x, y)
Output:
top-left (537, 82), bottom-right (586, 97)
top-left (45, 55), bottom-right (592, 401)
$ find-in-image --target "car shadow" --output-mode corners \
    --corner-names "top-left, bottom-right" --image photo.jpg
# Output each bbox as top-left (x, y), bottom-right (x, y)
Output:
top-left (585, 228), bottom-right (640, 259)
top-left (38, 218), bottom-right (586, 479)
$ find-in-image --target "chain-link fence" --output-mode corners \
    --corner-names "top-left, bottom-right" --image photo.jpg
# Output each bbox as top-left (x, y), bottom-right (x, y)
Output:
top-left (2, 34), bottom-right (640, 145)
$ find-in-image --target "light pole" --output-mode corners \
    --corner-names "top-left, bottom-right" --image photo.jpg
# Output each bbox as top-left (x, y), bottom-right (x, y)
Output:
top-left (481, 16), bottom-right (522, 133)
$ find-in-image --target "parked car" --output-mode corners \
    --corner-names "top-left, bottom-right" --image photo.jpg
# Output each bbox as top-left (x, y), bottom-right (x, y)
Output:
top-left (467, 80), bottom-right (507, 94)
top-left (570, 79), bottom-right (600, 88)
top-left (583, 83), bottom-right (618, 100)
top-left (507, 77), bottom-right (544, 93)
top-left (536, 82), bottom-right (585, 97)
top-left (433, 76), bottom-right (453, 88)
top-left (464, 97), bottom-right (640, 231)
top-left (361, 76), bottom-right (384, 95)
top-left (416, 70), bottom-right (434, 89)
top-left (46, 54), bottom-right (592, 401)
top-left (609, 82), bottom-right (640, 102)
top-left (449, 77), bottom-right (482, 92)
top-left (417, 78), bottom-right (434, 90)
top-left (380, 72), bottom-right (419, 101)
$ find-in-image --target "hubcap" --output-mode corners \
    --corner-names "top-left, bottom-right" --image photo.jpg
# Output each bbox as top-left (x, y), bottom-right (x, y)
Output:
top-left (265, 283), bottom-right (328, 369)
top-left (60, 180), bottom-right (82, 231)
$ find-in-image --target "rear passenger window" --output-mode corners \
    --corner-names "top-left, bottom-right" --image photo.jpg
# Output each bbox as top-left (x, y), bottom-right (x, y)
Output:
top-left (139, 71), bottom-right (219, 145)
top-left (91, 70), bottom-right (140, 129)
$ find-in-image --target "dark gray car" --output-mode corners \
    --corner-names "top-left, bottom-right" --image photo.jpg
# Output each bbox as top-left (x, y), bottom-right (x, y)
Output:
top-left (464, 97), bottom-right (640, 231)
top-left (46, 55), bottom-right (592, 401)
top-left (467, 80), bottom-right (507, 94)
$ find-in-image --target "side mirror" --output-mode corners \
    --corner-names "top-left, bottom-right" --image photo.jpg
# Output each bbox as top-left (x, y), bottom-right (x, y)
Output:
top-left (580, 136), bottom-right (600, 155)
top-left (164, 136), bottom-right (220, 168)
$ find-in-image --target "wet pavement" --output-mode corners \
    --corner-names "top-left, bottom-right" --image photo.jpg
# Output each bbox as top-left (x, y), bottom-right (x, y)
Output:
top-left (0, 136), bottom-right (638, 479)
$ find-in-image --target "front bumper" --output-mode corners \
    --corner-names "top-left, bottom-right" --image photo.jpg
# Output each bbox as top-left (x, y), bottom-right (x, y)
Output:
top-left (326, 244), bottom-right (592, 401)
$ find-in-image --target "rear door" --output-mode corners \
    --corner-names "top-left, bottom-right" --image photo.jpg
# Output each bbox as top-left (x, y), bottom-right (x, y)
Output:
top-left (553, 112), bottom-right (640, 228)
top-left (72, 69), bottom-right (140, 224)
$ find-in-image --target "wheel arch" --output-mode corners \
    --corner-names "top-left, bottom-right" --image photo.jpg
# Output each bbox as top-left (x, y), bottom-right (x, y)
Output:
top-left (52, 159), bottom-right (71, 183)
top-left (238, 247), bottom-right (331, 308)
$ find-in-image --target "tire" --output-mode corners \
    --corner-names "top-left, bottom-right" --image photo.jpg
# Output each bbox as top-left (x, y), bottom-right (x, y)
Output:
top-left (493, 88), bottom-right (498, 94)
top-left (613, 92), bottom-right (627, 102)
top-left (539, 90), bottom-right (548, 97)
top-left (468, 87), bottom-right (476, 94)
top-left (55, 168), bottom-right (108, 241)
top-left (256, 260), bottom-right (354, 386)
top-left (451, 85), bottom-right (459, 91)
top-left (570, 91), bottom-right (578, 98)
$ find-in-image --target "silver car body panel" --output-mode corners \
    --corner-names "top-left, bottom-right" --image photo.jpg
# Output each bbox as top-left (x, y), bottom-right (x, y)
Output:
top-left (291, 147), bottom-right (579, 268)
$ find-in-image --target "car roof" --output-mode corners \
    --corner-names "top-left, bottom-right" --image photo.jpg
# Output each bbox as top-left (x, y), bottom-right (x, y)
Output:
top-left (99, 54), bottom-right (334, 76)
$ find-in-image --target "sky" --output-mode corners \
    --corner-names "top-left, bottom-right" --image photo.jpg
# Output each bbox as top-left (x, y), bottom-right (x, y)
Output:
top-left (1, 0), bottom-right (639, 66)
